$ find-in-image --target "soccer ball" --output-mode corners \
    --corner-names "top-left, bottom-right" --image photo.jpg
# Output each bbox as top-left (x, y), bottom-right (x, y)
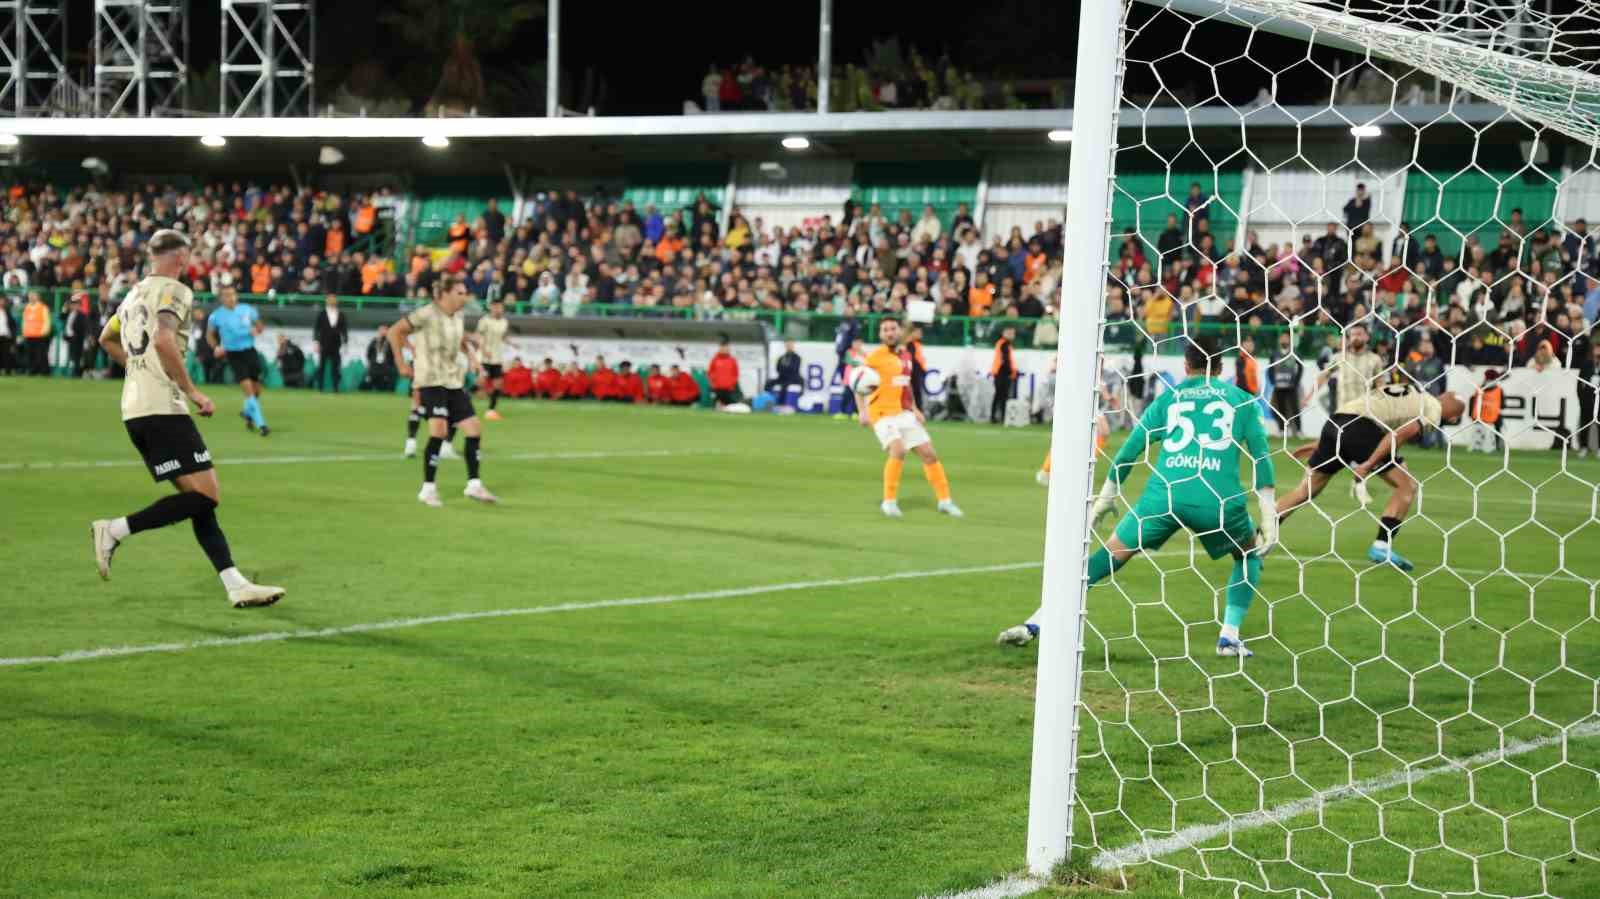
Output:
top-left (848, 366), bottom-right (880, 396)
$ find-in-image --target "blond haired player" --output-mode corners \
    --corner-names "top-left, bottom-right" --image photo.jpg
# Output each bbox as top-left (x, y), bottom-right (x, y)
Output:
top-left (861, 318), bottom-right (961, 518)
top-left (1277, 380), bottom-right (1466, 572)
top-left (89, 229), bottom-right (285, 608)
top-left (475, 298), bottom-right (510, 421)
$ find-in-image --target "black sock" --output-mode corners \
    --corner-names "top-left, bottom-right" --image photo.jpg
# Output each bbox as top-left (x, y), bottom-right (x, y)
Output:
top-left (190, 506), bottom-right (235, 573)
top-left (407, 407), bottom-right (422, 439)
top-left (127, 491), bottom-right (214, 535)
top-left (1377, 516), bottom-right (1403, 544)
top-left (424, 437), bottom-right (443, 483)
top-left (465, 436), bottom-right (481, 480)
top-left (446, 424), bottom-right (458, 443)
top-left (489, 390), bottom-right (499, 410)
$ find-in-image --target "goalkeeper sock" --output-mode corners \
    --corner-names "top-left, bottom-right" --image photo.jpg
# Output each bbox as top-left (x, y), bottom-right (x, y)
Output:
top-left (1223, 555), bottom-right (1264, 631)
top-left (923, 461), bottom-right (951, 502)
top-left (883, 457), bottom-right (903, 501)
top-left (1376, 516), bottom-right (1403, 545)
top-left (1087, 547), bottom-right (1126, 585)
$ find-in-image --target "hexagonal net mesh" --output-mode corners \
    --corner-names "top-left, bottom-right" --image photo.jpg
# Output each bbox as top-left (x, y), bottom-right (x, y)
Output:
top-left (1065, 1), bottom-right (1600, 895)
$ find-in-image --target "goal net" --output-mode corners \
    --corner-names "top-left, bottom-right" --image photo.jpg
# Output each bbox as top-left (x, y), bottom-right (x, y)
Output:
top-left (1032, 0), bottom-right (1600, 895)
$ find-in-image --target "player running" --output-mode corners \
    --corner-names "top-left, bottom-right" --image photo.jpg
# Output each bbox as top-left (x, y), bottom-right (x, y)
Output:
top-left (862, 318), bottom-right (962, 518)
top-left (475, 298), bottom-right (510, 422)
top-left (1276, 381), bottom-right (1466, 572)
top-left (89, 229), bottom-right (284, 608)
top-left (206, 283), bottom-right (270, 437)
top-left (1000, 338), bottom-right (1276, 657)
top-left (389, 275), bottom-right (497, 507)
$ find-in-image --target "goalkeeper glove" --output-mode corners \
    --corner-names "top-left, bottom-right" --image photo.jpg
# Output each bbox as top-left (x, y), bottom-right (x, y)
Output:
top-left (1090, 478), bottom-right (1118, 528)
top-left (1255, 487), bottom-right (1279, 557)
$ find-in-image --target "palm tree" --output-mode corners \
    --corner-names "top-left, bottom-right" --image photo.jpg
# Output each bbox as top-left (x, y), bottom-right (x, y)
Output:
top-left (379, 0), bottom-right (544, 114)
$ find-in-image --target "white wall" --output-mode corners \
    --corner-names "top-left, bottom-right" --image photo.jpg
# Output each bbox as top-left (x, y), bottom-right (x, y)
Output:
top-left (983, 154), bottom-right (1069, 240)
top-left (732, 159), bottom-right (853, 234)
top-left (1239, 167), bottom-right (1407, 257)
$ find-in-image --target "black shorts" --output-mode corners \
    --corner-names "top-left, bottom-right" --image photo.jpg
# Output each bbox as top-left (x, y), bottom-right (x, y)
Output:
top-left (481, 364), bottom-right (504, 381)
top-left (418, 386), bottom-right (476, 424)
top-left (1308, 413), bottom-right (1403, 475)
top-left (125, 415), bottom-right (213, 482)
top-left (226, 349), bottom-right (262, 383)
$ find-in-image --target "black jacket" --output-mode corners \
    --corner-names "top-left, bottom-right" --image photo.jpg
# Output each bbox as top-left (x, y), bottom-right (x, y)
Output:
top-left (313, 308), bottom-right (348, 351)
top-left (775, 350), bottom-right (802, 384)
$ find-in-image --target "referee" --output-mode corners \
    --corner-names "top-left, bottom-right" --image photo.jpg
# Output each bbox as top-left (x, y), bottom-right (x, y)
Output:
top-left (206, 284), bottom-right (271, 437)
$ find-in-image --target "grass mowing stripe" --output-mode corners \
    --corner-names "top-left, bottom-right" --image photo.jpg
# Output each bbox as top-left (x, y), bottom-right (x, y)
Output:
top-left (0, 448), bottom-right (718, 472)
top-left (0, 561), bottom-right (1042, 668)
top-left (1089, 717), bottom-right (1600, 871)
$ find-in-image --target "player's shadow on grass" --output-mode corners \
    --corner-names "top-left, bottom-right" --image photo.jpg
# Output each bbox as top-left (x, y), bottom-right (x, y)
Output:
top-left (14, 703), bottom-right (313, 769)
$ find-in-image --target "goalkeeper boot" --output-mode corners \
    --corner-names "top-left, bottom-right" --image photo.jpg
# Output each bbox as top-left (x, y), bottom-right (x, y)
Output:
top-left (1367, 540), bottom-right (1414, 572)
top-left (880, 500), bottom-right (903, 519)
top-left (997, 623), bottom-right (1039, 647)
top-left (1216, 636), bottom-right (1254, 658)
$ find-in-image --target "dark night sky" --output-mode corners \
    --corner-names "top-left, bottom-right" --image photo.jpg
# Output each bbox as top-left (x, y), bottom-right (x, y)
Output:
top-left (59, 1), bottom-right (1334, 116)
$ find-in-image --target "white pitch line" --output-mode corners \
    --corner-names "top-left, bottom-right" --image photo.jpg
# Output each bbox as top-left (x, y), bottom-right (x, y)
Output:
top-left (917, 873), bottom-right (1047, 899)
top-left (0, 448), bottom-right (715, 472)
top-left (0, 561), bottom-right (1041, 669)
top-left (1090, 718), bottom-right (1600, 871)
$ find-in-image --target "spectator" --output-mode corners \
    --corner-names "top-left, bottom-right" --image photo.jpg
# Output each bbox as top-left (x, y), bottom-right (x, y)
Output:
top-left (668, 363), bottom-right (701, 406)
top-left (483, 198), bottom-right (506, 244)
top-left (911, 205), bottom-right (942, 245)
top-left (708, 339), bottom-right (741, 407)
top-left (702, 65), bottom-right (723, 111)
top-left (61, 289), bottom-right (91, 377)
top-left (312, 293), bottom-right (348, 392)
top-left (1344, 183), bottom-right (1372, 232)
top-left (969, 270), bottom-right (996, 318)
top-left (364, 323), bottom-right (398, 392)
top-left (1576, 340), bottom-right (1599, 457)
top-left (1407, 337), bottom-right (1447, 447)
top-left (21, 291), bottom-right (51, 375)
top-left (1470, 369), bottom-right (1505, 453)
top-left (276, 334), bottom-right (306, 388)
top-left (1268, 331), bottom-right (1303, 436)
top-left (1184, 182), bottom-right (1210, 226)
top-left (647, 364), bottom-right (671, 404)
top-left (615, 361), bottom-right (645, 403)
top-left (1529, 339), bottom-right (1562, 372)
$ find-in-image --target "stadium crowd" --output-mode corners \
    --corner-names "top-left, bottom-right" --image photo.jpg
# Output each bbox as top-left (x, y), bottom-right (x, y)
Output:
top-left (693, 53), bottom-right (1047, 114)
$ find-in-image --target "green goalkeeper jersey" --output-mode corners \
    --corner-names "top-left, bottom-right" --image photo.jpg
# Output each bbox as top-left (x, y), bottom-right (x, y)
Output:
top-left (1110, 375), bottom-right (1275, 506)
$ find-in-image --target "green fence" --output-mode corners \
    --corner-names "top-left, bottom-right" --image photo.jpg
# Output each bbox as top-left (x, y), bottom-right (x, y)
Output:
top-left (1402, 169), bottom-right (1560, 258)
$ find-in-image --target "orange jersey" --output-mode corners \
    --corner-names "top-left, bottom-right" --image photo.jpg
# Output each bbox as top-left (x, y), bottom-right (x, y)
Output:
top-left (864, 344), bottom-right (914, 424)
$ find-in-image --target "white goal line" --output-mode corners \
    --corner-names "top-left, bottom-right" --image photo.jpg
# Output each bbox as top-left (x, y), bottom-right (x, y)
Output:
top-left (0, 448), bottom-right (719, 473)
top-left (0, 561), bottom-right (1042, 668)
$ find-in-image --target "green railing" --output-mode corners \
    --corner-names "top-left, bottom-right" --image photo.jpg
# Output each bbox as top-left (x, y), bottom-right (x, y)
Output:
top-left (3, 287), bottom-right (1341, 358)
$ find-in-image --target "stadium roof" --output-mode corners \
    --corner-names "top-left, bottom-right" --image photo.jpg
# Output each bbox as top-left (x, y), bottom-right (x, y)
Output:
top-left (1, 103), bottom-right (1528, 175)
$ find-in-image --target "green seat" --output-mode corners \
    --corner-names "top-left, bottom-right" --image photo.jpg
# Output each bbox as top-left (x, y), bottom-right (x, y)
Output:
top-left (1402, 169), bottom-right (1558, 258)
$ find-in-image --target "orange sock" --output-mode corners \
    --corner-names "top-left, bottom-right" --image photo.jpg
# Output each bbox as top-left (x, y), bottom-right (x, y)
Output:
top-left (1041, 451), bottom-right (1052, 473)
top-left (883, 457), bottom-right (904, 501)
top-left (1096, 432), bottom-right (1108, 454)
top-left (923, 461), bottom-right (952, 502)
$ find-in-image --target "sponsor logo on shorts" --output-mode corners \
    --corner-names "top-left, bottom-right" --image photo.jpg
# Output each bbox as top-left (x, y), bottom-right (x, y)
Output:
top-left (193, 450), bottom-right (211, 463)
top-left (432, 405), bottom-right (449, 416)
top-left (154, 459), bottom-right (180, 475)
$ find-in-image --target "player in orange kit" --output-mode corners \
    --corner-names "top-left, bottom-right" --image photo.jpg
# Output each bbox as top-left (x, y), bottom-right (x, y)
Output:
top-left (1035, 368), bottom-right (1114, 485)
top-left (860, 318), bottom-right (962, 519)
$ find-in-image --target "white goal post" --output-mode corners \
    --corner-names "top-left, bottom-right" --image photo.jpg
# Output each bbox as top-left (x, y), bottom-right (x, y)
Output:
top-left (1031, 0), bottom-right (1600, 888)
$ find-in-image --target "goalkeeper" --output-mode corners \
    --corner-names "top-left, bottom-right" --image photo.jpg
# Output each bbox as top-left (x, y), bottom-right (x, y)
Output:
top-left (999, 337), bottom-right (1277, 658)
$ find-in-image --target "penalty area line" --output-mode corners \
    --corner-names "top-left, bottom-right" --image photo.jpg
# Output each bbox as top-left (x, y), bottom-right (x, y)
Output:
top-left (0, 561), bottom-right (1043, 669)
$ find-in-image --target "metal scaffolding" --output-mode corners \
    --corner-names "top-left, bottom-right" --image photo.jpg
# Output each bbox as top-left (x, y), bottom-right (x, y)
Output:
top-left (0, 1), bottom-right (66, 116)
top-left (93, 0), bottom-right (188, 116)
top-left (220, 0), bottom-right (314, 117)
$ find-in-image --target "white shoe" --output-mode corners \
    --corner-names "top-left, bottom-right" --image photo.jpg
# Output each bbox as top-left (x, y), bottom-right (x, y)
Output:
top-left (228, 582), bottom-right (285, 609)
top-left (997, 624), bottom-right (1037, 646)
top-left (1035, 469), bottom-right (1049, 486)
top-left (418, 484), bottom-right (443, 507)
top-left (463, 480), bottom-right (499, 504)
top-left (90, 519), bottom-right (119, 580)
top-left (1216, 636), bottom-right (1254, 658)
top-left (881, 500), bottom-right (903, 518)
top-left (403, 438), bottom-right (417, 458)
top-left (938, 499), bottom-right (965, 518)
top-left (439, 442), bottom-right (459, 460)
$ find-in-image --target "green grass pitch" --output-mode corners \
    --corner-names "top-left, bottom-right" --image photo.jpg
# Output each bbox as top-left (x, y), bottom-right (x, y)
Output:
top-left (1, 379), bottom-right (1596, 898)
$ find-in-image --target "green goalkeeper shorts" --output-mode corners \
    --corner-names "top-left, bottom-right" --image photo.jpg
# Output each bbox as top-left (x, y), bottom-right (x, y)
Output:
top-left (1112, 491), bottom-right (1256, 561)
